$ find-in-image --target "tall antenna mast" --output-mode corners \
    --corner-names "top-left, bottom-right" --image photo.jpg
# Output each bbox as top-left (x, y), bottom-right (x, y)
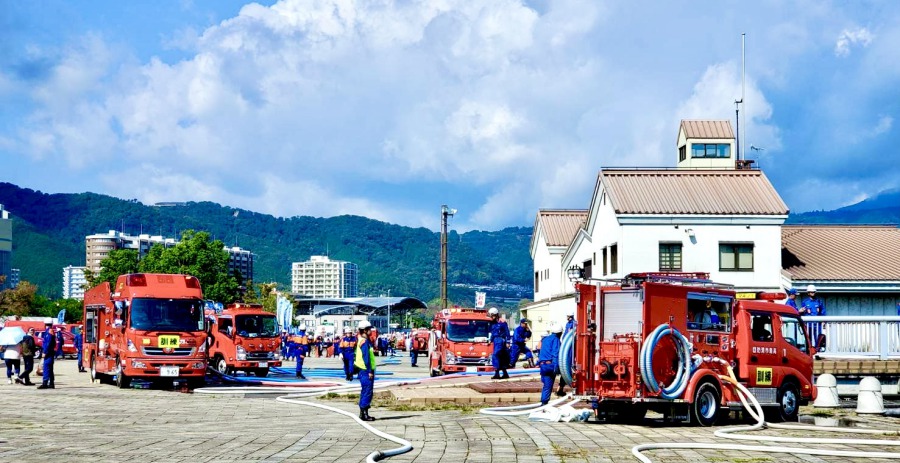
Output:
top-left (741, 32), bottom-right (746, 162)
top-left (440, 204), bottom-right (456, 310)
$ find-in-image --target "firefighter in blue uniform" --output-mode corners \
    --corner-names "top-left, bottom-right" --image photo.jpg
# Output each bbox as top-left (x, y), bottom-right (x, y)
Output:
top-left (508, 319), bottom-right (534, 368)
top-left (294, 324), bottom-right (310, 379)
top-left (37, 318), bottom-right (55, 389)
top-left (74, 327), bottom-right (85, 372)
top-left (355, 321), bottom-right (376, 421)
top-left (339, 327), bottom-right (357, 381)
top-left (800, 285), bottom-right (826, 316)
top-left (538, 323), bottom-right (563, 405)
top-left (55, 327), bottom-right (65, 360)
top-left (785, 288), bottom-right (799, 313)
top-left (280, 330), bottom-right (289, 359)
top-left (487, 307), bottom-right (510, 380)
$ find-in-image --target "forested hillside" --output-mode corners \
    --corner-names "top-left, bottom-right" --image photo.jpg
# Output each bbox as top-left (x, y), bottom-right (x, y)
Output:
top-left (0, 182), bottom-right (532, 304)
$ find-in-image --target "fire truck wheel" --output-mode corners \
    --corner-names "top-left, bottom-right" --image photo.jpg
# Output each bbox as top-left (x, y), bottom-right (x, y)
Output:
top-left (690, 381), bottom-right (721, 427)
top-left (115, 357), bottom-right (130, 389)
top-left (215, 356), bottom-right (232, 376)
top-left (90, 355), bottom-right (97, 383)
top-left (769, 381), bottom-right (800, 422)
top-left (253, 368), bottom-right (269, 377)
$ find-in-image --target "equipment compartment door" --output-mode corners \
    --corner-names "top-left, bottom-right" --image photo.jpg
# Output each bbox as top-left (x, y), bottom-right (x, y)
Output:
top-left (602, 290), bottom-right (642, 341)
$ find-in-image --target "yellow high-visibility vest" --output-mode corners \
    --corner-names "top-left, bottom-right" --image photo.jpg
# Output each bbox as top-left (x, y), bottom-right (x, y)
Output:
top-left (354, 337), bottom-right (376, 372)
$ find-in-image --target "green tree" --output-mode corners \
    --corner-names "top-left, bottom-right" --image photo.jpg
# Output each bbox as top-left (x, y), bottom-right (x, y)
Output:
top-left (244, 282), bottom-right (278, 313)
top-left (0, 281), bottom-right (38, 318)
top-left (91, 249), bottom-right (140, 287)
top-left (138, 230), bottom-right (241, 303)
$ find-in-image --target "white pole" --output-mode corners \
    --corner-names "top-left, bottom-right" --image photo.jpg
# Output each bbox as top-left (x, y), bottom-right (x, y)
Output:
top-left (741, 32), bottom-right (746, 162)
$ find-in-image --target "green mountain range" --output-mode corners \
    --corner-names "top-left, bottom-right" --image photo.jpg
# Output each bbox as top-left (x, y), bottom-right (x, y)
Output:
top-left (0, 182), bottom-right (532, 305)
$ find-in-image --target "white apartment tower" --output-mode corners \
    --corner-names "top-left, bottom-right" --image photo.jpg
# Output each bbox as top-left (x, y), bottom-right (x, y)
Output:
top-left (291, 256), bottom-right (359, 298)
top-left (63, 265), bottom-right (87, 300)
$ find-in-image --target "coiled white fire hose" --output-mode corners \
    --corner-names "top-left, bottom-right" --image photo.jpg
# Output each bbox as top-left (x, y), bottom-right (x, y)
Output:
top-left (631, 359), bottom-right (900, 462)
top-left (478, 394), bottom-right (577, 416)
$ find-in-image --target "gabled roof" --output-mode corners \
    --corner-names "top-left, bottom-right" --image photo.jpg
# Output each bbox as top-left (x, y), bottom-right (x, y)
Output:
top-left (600, 169), bottom-right (788, 216)
top-left (679, 120), bottom-right (734, 140)
top-left (534, 209), bottom-right (587, 247)
top-left (782, 225), bottom-right (900, 281)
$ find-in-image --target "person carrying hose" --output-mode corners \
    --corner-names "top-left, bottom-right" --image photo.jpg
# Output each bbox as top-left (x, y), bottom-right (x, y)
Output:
top-left (487, 307), bottom-right (510, 380)
top-left (354, 321), bottom-right (376, 421)
top-left (538, 322), bottom-right (563, 405)
top-left (508, 318), bottom-right (534, 369)
top-left (339, 327), bottom-right (357, 381)
top-left (558, 308), bottom-right (576, 396)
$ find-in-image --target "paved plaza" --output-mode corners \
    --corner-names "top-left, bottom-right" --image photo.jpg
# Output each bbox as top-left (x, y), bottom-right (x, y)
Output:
top-left (1, 356), bottom-right (898, 463)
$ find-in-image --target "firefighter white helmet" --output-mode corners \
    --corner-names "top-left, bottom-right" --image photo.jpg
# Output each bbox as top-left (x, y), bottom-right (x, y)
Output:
top-left (298, 324), bottom-right (307, 331)
top-left (566, 308), bottom-right (575, 318)
top-left (487, 307), bottom-right (499, 316)
top-left (343, 327), bottom-right (351, 334)
top-left (43, 317), bottom-right (54, 325)
top-left (806, 284), bottom-right (817, 293)
top-left (358, 321), bottom-right (372, 330)
top-left (550, 322), bottom-right (563, 334)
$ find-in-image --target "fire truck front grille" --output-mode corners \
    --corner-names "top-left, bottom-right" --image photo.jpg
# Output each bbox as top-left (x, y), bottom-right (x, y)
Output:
top-left (247, 351), bottom-right (275, 361)
top-left (455, 357), bottom-right (490, 366)
top-left (142, 347), bottom-right (195, 356)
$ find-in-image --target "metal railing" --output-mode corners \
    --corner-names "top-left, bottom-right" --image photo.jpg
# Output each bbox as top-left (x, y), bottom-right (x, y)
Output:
top-left (802, 316), bottom-right (900, 360)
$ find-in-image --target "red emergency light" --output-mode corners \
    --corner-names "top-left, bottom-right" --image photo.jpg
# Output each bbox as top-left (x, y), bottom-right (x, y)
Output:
top-left (126, 274), bottom-right (147, 286)
top-left (185, 276), bottom-right (200, 289)
top-left (756, 292), bottom-right (786, 301)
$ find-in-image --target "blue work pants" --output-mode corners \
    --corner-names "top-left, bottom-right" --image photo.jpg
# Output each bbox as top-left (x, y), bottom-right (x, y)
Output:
top-left (295, 348), bottom-right (305, 375)
top-left (509, 342), bottom-right (532, 367)
top-left (491, 342), bottom-right (509, 372)
top-left (409, 350), bottom-right (417, 366)
top-left (540, 364), bottom-right (558, 404)
top-left (341, 350), bottom-right (354, 379)
top-left (358, 369), bottom-right (374, 408)
top-left (22, 356), bottom-right (34, 383)
top-left (42, 356), bottom-right (54, 386)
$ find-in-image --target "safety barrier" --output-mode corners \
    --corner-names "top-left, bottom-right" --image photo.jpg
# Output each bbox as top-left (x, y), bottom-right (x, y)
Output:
top-left (802, 315), bottom-right (900, 360)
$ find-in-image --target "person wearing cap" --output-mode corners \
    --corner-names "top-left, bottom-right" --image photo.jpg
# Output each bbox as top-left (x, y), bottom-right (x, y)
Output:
top-left (785, 288), bottom-right (799, 313)
top-left (38, 318), bottom-right (56, 389)
top-left (74, 327), bottom-right (85, 372)
top-left (339, 326), bottom-right (357, 381)
top-left (800, 285), bottom-right (826, 316)
top-left (509, 319), bottom-right (534, 369)
top-left (294, 324), bottom-right (310, 380)
top-left (405, 333), bottom-right (418, 367)
top-left (538, 323), bottom-right (563, 405)
top-left (487, 308), bottom-right (510, 380)
top-left (54, 326), bottom-right (65, 360)
top-left (354, 321), bottom-right (376, 421)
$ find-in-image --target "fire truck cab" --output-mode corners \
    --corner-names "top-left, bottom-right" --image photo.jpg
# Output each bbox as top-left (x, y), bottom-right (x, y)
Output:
top-left (206, 303), bottom-right (282, 377)
top-left (82, 273), bottom-right (208, 389)
top-left (572, 273), bottom-right (816, 425)
top-left (429, 308), bottom-right (495, 376)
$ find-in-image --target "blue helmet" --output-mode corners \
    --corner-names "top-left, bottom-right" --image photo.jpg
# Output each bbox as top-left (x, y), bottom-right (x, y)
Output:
top-left (786, 288), bottom-right (797, 295)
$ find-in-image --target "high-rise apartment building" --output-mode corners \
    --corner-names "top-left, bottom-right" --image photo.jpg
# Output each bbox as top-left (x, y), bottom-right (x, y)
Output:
top-left (85, 231), bottom-right (255, 281)
top-left (291, 256), bottom-right (358, 298)
top-left (63, 265), bottom-right (87, 300)
top-left (0, 205), bottom-right (12, 290)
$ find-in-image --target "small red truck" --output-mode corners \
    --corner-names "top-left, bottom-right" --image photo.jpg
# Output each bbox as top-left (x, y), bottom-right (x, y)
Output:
top-left (206, 302), bottom-right (282, 377)
top-left (429, 308), bottom-right (495, 376)
top-left (82, 273), bottom-right (208, 388)
top-left (571, 273), bottom-right (816, 425)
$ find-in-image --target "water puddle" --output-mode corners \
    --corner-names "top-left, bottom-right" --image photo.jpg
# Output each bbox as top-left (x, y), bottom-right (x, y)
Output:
top-left (799, 415), bottom-right (866, 428)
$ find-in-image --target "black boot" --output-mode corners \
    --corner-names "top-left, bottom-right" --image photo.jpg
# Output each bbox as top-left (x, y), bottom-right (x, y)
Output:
top-left (361, 407), bottom-right (375, 421)
top-left (500, 370), bottom-right (509, 380)
top-left (490, 373), bottom-right (501, 380)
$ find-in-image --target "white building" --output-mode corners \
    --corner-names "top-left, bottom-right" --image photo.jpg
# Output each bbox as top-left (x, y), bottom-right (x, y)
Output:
top-left (523, 120), bottom-right (788, 335)
top-left (85, 230), bottom-right (255, 281)
top-left (291, 256), bottom-right (359, 298)
top-left (0, 204), bottom-right (11, 290)
top-left (62, 265), bottom-right (87, 300)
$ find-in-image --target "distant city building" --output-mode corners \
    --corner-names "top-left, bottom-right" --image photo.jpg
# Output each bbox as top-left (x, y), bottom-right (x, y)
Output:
top-left (85, 230), bottom-right (255, 281)
top-left (9, 268), bottom-right (20, 289)
top-left (63, 265), bottom-right (87, 300)
top-left (291, 256), bottom-right (358, 298)
top-left (0, 205), bottom-right (11, 290)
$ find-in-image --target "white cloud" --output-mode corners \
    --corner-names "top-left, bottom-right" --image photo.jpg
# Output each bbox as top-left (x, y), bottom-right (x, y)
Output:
top-left (835, 27), bottom-right (873, 57)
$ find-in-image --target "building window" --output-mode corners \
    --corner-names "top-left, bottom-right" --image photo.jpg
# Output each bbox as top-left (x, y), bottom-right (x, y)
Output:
top-left (583, 260), bottom-right (592, 279)
top-left (602, 247), bottom-right (608, 276)
top-left (691, 143), bottom-right (731, 158)
top-left (659, 243), bottom-right (682, 271)
top-left (679, 145), bottom-right (686, 162)
top-left (610, 244), bottom-right (618, 274)
top-left (719, 243), bottom-right (753, 271)
top-left (534, 272), bottom-right (539, 293)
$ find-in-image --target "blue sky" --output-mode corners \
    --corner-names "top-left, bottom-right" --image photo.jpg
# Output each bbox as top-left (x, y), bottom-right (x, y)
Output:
top-left (2, 1), bottom-right (899, 231)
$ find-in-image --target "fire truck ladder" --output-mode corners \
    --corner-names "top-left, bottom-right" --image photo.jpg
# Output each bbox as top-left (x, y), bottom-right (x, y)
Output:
top-left (624, 272), bottom-right (735, 290)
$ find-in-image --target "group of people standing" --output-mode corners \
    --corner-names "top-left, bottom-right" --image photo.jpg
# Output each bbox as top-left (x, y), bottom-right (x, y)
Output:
top-left (785, 284), bottom-right (826, 316)
top-left (3, 318), bottom-right (84, 389)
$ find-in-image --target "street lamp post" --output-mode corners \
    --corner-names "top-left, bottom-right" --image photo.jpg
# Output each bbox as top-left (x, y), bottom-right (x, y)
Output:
top-left (440, 205), bottom-right (456, 310)
top-left (387, 289), bottom-right (391, 337)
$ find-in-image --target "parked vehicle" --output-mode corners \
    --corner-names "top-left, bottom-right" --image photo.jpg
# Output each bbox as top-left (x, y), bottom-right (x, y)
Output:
top-left (206, 303), bottom-right (282, 377)
top-left (428, 308), bottom-right (494, 376)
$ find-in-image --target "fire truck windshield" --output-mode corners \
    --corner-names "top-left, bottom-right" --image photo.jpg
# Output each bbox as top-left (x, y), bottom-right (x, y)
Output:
top-left (130, 298), bottom-right (204, 332)
top-left (446, 319), bottom-right (491, 342)
top-left (235, 315), bottom-right (278, 338)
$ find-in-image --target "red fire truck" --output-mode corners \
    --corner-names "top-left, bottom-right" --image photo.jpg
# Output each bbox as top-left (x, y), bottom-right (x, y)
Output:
top-left (206, 303), bottom-right (282, 377)
top-left (570, 273), bottom-right (816, 425)
top-left (82, 273), bottom-right (208, 388)
top-left (429, 308), bottom-right (495, 376)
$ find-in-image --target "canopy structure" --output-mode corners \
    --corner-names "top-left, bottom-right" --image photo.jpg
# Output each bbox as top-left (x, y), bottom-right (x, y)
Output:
top-left (290, 295), bottom-right (427, 317)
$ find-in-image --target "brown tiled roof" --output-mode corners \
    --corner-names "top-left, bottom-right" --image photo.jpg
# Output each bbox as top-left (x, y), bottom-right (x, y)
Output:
top-left (680, 120), bottom-right (734, 139)
top-left (536, 209), bottom-right (587, 247)
top-left (600, 169), bottom-right (788, 215)
top-left (782, 225), bottom-right (900, 281)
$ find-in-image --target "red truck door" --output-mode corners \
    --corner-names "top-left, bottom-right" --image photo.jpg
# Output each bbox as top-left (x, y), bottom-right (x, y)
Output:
top-left (740, 311), bottom-right (780, 387)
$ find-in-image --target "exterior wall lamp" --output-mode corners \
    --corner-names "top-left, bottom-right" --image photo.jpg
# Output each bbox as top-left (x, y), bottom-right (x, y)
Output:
top-left (567, 265), bottom-right (584, 282)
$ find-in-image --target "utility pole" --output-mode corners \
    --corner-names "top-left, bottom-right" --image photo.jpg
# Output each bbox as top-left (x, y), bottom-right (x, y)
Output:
top-left (440, 205), bottom-right (456, 310)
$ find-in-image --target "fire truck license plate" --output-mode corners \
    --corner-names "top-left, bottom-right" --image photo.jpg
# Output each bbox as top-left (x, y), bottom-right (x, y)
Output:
top-left (465, 367), bottom-right (477, 373)
top-left (160, 366), bottom-right (180, 377)
top-left (258, 362), bottom-right (268, 368)
top-left (158, 335), bottom-right (180, 348)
